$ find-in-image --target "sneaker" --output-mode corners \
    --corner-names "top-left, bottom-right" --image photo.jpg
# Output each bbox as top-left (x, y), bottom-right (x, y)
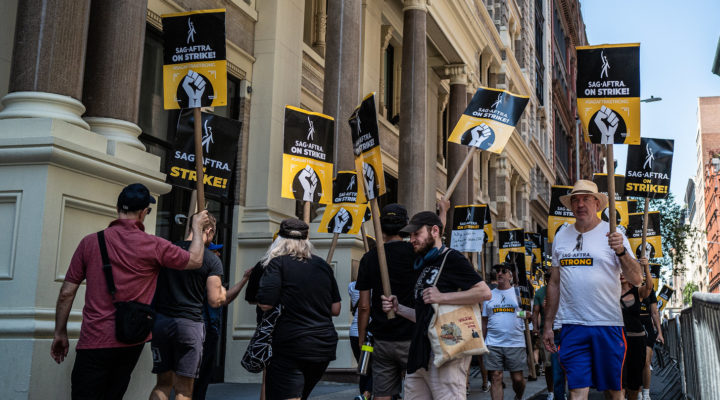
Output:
top-left (481, 382), bottom-right (490, 392)
top-left (354, 396), bottom-right (366, 400)
top-left (547, 393), bottom-right (554, 400)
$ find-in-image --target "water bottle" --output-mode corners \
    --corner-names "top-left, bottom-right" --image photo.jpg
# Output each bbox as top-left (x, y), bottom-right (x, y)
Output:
top-left (358, 335), bottom-right (373, 376)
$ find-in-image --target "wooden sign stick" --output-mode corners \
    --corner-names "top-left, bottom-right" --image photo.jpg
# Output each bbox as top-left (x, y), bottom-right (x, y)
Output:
top-left (369, 197), bottom-right (395, 319)
top-left (641, 197), bottom-right (650, 259)
top-left (303, 201), bottom-right (311, 223)
top-left (193, 108), bottom-right (206, 211)
top-left (524, 319), bottom-right (537, 379)
top-left (443, 148), bottom-right (478, 201)
top-left (326, 233), bottom-right (339, 264)
top-left (606, 144), bottom-right (617, 233)
top-left (360, 224), bottom-right (370, 252)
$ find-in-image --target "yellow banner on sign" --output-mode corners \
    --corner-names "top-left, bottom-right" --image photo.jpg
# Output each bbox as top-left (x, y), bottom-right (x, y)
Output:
top-left (318, 203), bottom-right (368, 235)
top-left (353, 147), bottom-right (386, 199)
top-left (281, 155), bottom-right (334, 205)
top-left (163, 62), bottom-right (228, 109)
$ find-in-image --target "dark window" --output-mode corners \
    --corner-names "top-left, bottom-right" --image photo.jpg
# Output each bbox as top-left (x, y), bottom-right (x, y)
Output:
top-left (442, 106), bottom-right (449, 164)
top-left (555, 114), bottom-right (570, 175)
top-left (384, 44), bottom-right (394, 118)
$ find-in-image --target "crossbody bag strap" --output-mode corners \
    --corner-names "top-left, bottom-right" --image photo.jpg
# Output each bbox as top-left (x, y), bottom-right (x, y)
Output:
top-left (431, 248), bottom-right (452, 288)
top-left (97, 230), bottom-right (116, 300)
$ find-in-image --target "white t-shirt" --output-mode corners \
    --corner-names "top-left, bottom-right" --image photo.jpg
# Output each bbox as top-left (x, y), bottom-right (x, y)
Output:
top-left (482, 287), bottom-right (526, 347)
top-left (552, 220), bottom-right (633, 327)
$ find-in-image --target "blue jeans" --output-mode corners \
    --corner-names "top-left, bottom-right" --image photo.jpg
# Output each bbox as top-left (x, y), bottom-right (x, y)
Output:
top-left (552, 331), bottom-right (566, 399)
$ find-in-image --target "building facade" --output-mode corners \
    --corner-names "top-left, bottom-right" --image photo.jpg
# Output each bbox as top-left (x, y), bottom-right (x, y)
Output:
top-left (0, 1), bottom-right (598, 398)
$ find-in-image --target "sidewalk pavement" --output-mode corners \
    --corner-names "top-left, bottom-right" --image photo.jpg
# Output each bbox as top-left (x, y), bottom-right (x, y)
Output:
top-left (206, 369), bottom-right (552, 400)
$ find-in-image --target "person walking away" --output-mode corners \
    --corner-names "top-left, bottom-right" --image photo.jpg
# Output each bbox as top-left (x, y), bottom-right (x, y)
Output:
top-left (51, 183), bottom-right (209, 400)
top-left (382, 211), bottom-right (491, 399)
top-left (193, 243), bottom-right (255, 400)
top-left (149, 213), bottom-right (227, 400)
top-left (620, 257), bottom-right (653, 400)
top-left (256, 219), bottom-right (341, 400)
top-left (349, 277), bottom-right (372, 400)
top-left (356, 204), bottom-right (419, 400)
top-left (542, 180), bottom-right (642, 400)
top-left (483, 263), bottom-right (529, 400)
top-left (639, 280), bottom-right (663, 400)
top-left (533, 271), bottom-right (554, 399)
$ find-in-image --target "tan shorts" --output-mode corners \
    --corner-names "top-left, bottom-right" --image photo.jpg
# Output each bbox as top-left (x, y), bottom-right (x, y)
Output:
top-left (403, 355), bottom-right (471, 400)
top-left (372, 339), bottom-right (411, 397)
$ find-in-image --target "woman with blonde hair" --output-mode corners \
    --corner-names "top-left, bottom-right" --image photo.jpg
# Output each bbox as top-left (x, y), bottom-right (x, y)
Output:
top-left (257, 218), bottom-right (341, 400)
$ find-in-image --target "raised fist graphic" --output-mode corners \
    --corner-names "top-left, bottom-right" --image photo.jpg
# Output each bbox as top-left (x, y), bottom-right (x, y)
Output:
top-left (363, 162), bottom-right (375, 199)
top-left (594, 105), bottom-right (619, 144)
top-left (332, 208), bottom-right (351, 233)
top-left (466, 123), bottom-right (493, 149)
top-left (182, 70), bottom-right (206, 108)
top-left (298, 166), bottom-right (318, 202)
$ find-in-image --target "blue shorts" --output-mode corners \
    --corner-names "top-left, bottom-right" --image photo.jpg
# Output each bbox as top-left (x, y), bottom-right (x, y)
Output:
top-left (557, 324), bottom-right (626, 391)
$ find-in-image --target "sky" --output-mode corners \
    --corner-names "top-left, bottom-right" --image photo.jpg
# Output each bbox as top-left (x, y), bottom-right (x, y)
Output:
top-left (579, 0), bottom-right (720, 203)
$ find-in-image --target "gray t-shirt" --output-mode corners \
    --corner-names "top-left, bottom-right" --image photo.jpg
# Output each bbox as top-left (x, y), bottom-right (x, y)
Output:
top-left (552, 221), bottom-right (633, 327)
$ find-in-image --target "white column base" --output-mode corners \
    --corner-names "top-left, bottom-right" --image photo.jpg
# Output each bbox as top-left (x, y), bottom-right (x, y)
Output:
top-left (0, 91), bottom-right (90, 130)
top-left (84, 117), bottom-right (146, 153)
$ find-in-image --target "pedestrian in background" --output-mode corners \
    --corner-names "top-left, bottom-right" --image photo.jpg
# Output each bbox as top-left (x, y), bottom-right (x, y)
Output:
top-left (256, 219), bottom-right (341, 400)
top-left (349, 276), bottom-right (372, 400)
top-left (620, 257), bottom-right (653, 400)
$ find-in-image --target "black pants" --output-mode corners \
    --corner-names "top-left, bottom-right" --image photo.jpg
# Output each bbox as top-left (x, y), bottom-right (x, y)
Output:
top-left (193, 328), bottom-right (220, 400)
top-left (71, 343), bottom-right (144, 400)
top-left (350, 336), bottom-right (373, 395)
top-left (265, 355), bottom-right (329, 400)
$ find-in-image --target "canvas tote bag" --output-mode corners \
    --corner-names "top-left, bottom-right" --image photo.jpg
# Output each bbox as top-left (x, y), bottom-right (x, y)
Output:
top-left (427, 249), bottom-right (489, 367)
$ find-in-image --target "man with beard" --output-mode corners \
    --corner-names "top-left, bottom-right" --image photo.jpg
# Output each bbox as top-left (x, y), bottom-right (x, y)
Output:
top-left (543, 180), bottom-right (642, 400)
top-left (382, 211), bottom-right (491, 399)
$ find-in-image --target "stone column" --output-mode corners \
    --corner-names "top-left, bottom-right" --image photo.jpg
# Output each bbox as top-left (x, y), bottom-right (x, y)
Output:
top-left (0, 0), bottom-right (92, 128)
top-left (81, 0), bottom-right (147, 153)
top-left (467, 88), bottom-right (475, 202)
top-left (312, 0), bottom-right (327, 57)
top-left (443, 64), bottom-right (468, 237)
top-left (323, 0), bottom-right (361, 170)
top-left (495, 155), bottom-right (512, 228)
top-left (398, 0), bottom-right (428, 215)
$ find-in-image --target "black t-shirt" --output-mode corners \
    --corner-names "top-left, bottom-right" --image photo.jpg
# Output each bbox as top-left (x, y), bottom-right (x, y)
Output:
top-left (153, 241), bottom-right (224, 322)
top-left (356, 241), bottom-right (419, 341)
top-left (244, 261), bottom-right (265, 324)
top-left (256, 254), bottom-right (341, 362)
top-left (639, 291), bottom-right (657, 322)
top-left (407, 248), bottom-right (482, 373)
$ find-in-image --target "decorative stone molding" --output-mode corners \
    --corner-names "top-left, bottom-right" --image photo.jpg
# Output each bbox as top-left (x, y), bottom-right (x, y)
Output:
top-left (0, 92), bottom-right (90, 130)
top-left (443, 64), bottom-right (468, 86)
top-left (402, 0), bottom-right (428, 12)
top-left (313, 9), bottom-right (327, 57)
top-left (84, 117), bottom-right (145, 153)
top-left (378, 25), bottom-right (395, 116)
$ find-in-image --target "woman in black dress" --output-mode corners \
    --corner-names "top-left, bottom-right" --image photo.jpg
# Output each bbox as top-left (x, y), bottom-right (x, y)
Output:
top-left (620, 257), bottom-right (652, 399)
top-left (256, 219), bottom-right (341, 400)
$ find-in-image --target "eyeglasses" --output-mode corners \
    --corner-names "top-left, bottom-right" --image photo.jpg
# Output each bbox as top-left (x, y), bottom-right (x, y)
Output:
top-left (146, 208), bottom-right (152, 215)
top-left (498, 268), bottom-right (512, 275)
top-left (574, 233), bottom-right (582, 251)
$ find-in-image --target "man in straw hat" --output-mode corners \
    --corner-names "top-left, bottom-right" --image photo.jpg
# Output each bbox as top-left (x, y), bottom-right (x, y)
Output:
top-left (542, 180), bottom-right (643, 400)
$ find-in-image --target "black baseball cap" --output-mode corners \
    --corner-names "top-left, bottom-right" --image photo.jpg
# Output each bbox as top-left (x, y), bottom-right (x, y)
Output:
top-left (381, 203), bottom-right (408, 221)
top-left (117, 183), bottom-right (156, 212)
top-left (400, 211), bottom-right (443, 234)
top-left (278, 218), bottom-right (309, 240)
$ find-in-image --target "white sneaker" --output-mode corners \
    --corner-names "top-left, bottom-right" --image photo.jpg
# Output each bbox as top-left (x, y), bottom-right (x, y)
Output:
top-left (547, 393), bottom-right (554, 400)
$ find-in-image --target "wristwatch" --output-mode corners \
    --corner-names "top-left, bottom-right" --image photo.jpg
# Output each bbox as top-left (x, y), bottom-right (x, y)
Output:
top-left (615, 248), bottom-right (627, 257)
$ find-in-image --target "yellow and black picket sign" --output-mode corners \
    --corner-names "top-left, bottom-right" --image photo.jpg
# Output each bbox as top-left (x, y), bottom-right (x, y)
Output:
top-left (318, 171), bottom-right (368, 235)
top-left (577, 43), bottom-right (640, 145)
top-left (499, 228), bottom-right (525, 264)
top-left (657, 285), bottom-right (675, 312)
top-left (483, 204), bottom-right (494, 243)
top-left (628, 211), bottom-right (663, 259)
top-left (625, 138), bottom-right (675, 199)
top-left (593, 173), bottom-right (630, 230)
top-left (448, 87), bottom-right (529, 154)
top-left (162, 9), bottom-right (227, 109)
top-left (525, 232), bottom-right (542, 270)
top-left (548, 185), bottom-right (575, 243)
top-left (282, 106), bottom-right (335, 205)
top-left (350, 93), bottom-right (386, 199)
top-left (649, 263), bottom-right (661, 290)
top-left (450, 205), bottom-right (487, 252)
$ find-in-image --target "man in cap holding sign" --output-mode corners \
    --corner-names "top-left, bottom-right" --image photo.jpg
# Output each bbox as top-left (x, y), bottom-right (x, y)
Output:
top-left (543, 180), bottom-right (642, 400)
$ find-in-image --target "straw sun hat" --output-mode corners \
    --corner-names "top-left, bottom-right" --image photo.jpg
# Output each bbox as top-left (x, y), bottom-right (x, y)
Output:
top-left (559, 180), bottom-right (608, 210)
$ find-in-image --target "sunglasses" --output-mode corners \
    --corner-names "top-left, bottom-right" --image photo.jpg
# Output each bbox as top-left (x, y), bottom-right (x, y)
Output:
top-left (574, 233), bottom-right (582, 251)
top-left (146, 207), bottom-right (152, 215)
top-left (498, 268), bottom-right (513, 275)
